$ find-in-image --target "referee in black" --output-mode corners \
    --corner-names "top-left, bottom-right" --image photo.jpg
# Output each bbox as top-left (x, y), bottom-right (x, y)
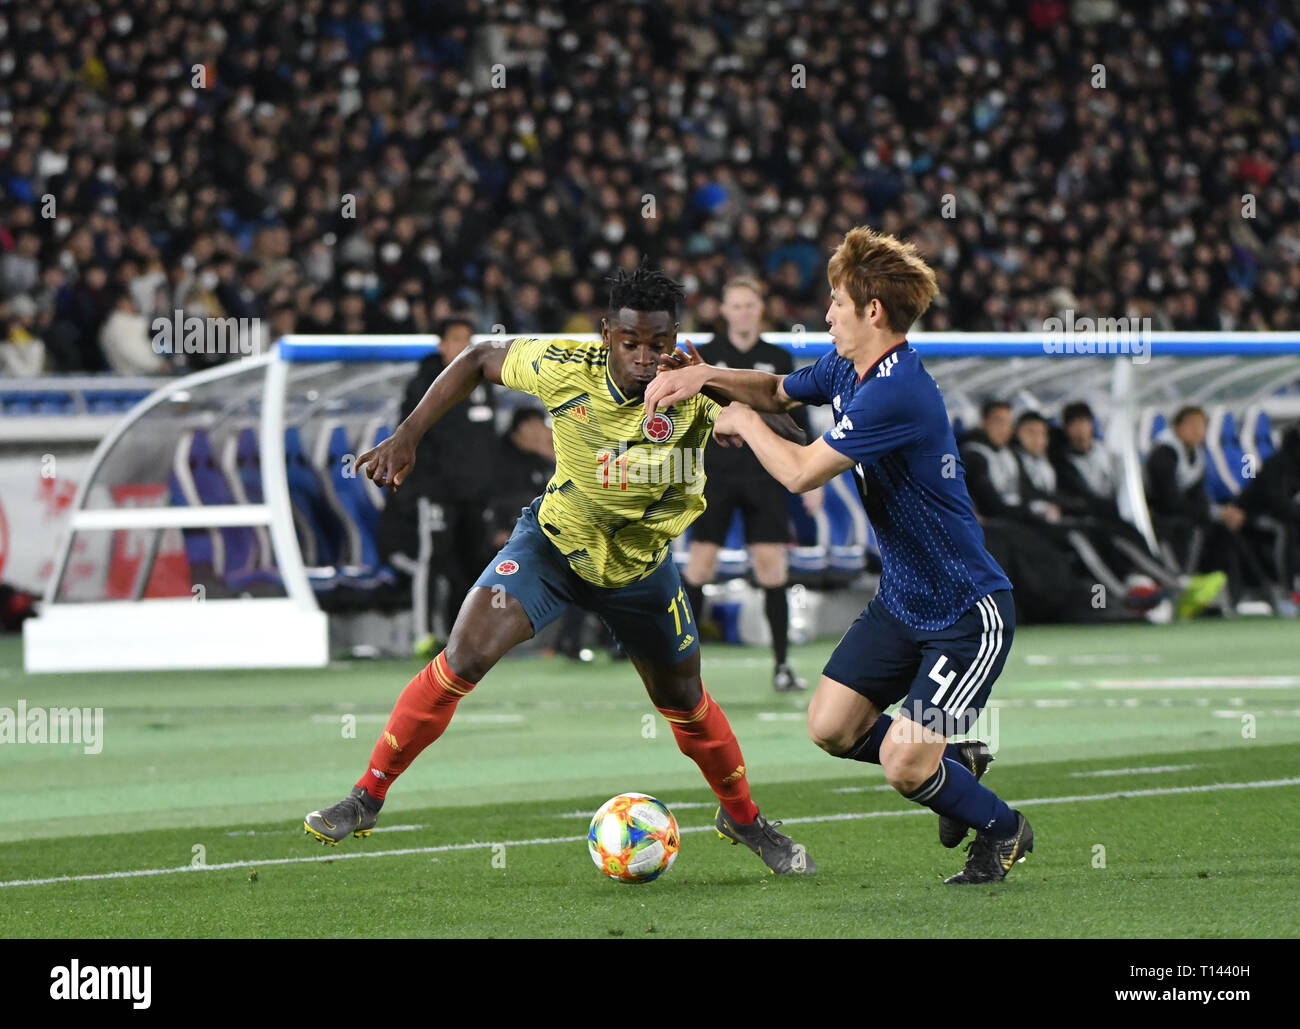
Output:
top-left (682, 277), bottom-right (823, 692)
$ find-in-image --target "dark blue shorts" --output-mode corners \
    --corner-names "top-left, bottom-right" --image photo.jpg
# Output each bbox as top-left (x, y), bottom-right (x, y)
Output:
top-left (472, 502), bottom-right (700, 666)
top-left (823, 590), bottom-right (1015, 737)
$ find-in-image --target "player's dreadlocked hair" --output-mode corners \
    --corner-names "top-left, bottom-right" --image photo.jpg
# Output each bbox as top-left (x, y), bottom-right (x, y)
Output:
top-left (606, 262), bottom-right (685, 320)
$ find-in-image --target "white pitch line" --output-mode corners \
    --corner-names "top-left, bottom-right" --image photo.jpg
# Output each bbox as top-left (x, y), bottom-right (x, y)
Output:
top-left (1096, 677), bottom-right (1300, 689)
top-left (1069, 764), bottom-right (1198, 778)
top-left (2, 777), bottom-right (1297, 890)
top-left (1023, 654), bottom-right (1161, 666)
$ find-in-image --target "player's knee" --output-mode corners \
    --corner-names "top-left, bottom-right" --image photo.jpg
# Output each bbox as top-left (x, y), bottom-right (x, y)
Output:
top-left (752, 550), bottom-right (787, 588)
top-left (880, 743), bottom-right (940, 794)
top-left (442, 627), bottom-right (501, 683)
top-left (684, 560), bottom-right (714, 585)
top-left (806, 708), bottom-right (856, 754)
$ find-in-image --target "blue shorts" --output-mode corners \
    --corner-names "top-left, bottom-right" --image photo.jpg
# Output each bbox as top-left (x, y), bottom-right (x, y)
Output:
top-left (472, 501), bottom-right (700, 666)
top-left (823, 590), bottom-right (1015, 737)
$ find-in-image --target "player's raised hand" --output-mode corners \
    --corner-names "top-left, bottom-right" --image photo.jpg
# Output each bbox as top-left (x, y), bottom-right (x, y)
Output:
top-left (656, 340), bottom-right (705, 372)
top-left (356, 426), bottom-right (417, 493)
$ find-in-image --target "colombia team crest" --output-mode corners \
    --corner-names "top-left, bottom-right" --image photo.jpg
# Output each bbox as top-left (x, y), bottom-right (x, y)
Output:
top-left (641, 411), bottom-right (673, 442)
top-left (495, 559), bottom-right (519, 575)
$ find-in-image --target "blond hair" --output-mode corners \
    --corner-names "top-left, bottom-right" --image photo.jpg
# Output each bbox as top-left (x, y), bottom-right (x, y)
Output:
top-left (827, 227), bottom-right (939, 333)
top-left (722, 275), bottom-right (765, 300)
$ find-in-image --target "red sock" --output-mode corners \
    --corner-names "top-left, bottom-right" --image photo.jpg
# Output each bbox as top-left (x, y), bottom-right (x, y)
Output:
top-left (657, 687), bottom-right (759, 824)
top-left (356, 651), bottom-right (475, 802)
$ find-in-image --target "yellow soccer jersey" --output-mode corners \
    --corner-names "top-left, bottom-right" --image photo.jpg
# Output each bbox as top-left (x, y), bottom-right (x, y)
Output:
top-left (500, 336), bottom-right (721, 587)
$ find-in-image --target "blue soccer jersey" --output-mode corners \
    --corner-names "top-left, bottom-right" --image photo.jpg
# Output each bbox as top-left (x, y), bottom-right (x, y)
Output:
top-left (782, 342), bottom-right (1012, 631)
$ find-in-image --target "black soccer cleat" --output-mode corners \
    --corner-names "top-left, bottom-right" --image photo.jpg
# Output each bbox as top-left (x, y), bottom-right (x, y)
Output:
top-left (304, 786), bottom-right (382, 846)
top-left (944, 811), bottom-right (1033, 884)
top-left (938, 741), bottom-right (994, 848)
top-left (715, 806), bottom-right (816, 875)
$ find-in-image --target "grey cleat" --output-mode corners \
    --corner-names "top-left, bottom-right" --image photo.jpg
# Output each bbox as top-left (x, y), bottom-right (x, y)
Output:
top-left (944, 811), bottom-right (1033, 884)
top-left (304, 786), bottom-right (382, 846)
top-left (715, 806), bottom-right (816, 875)
top-left (773, 663), bottom-right (808, 692)
top-left (938, 740), bottom-right (994, 848)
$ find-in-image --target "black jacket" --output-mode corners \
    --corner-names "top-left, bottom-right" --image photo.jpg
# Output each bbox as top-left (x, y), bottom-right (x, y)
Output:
top-left (1238, 427), bottom-right (1300, 523)
top-left (400, 352), bottom-right (502, 501)
top-left (486, 439), bottom-right (555, 539)
top-left (701, 331), bottom-right (808, 479)
top-left (959, 429), bottom-right (1024, 521)
top-left (1144, 439), bottom-right (1211, 526)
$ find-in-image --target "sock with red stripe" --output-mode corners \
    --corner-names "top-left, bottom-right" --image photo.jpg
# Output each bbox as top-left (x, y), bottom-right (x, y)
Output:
top-left (356, 650), bottom-right (475, 803)
top-left (657, 687), bottom-right (759, 825)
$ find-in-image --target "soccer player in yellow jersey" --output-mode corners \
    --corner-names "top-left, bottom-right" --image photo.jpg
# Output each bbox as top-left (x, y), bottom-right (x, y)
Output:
top-left (304, 265), bottom-right (815, 875)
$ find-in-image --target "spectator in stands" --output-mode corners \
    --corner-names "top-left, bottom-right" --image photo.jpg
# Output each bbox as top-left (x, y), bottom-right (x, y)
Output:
top-left (98, 286), bottom-right (167, 375)
top-left (0, 295), bottom-right (47, 374)
top-left (1145, 406), bottom-right (1271, 612)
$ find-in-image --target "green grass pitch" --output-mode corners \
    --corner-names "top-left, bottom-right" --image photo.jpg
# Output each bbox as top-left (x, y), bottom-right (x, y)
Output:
top-left (1, 619), bottom-right (1298, 938)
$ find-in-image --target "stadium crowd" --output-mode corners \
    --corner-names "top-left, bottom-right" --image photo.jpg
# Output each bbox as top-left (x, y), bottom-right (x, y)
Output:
top-left (2, 0), bottom-right (1299, 374)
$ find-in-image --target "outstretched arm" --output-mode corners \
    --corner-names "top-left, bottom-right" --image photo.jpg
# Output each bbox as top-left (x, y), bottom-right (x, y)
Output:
top-left (716, 403), bottom-right (854, 493)
top-left (645, 342), bottom-right (801, 416)
top-left (358, 339), bottom-right (514, 491)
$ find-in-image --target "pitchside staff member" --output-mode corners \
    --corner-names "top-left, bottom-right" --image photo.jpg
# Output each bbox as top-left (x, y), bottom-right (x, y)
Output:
top-left (378, 317), bottom-right (500, 654)
top-left (683, 278), bottom-right (822, 692)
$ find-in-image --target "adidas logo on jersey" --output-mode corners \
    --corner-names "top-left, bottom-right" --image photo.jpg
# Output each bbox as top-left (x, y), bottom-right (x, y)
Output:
top-left (876, 353), bottom-right (900, 377)
top-left (551, 393), bottom-right (592, 423)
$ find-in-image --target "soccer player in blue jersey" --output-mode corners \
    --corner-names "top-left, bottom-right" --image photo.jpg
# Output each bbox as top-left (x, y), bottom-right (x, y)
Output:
top-left (645, 227), bottom-right (1033, 883)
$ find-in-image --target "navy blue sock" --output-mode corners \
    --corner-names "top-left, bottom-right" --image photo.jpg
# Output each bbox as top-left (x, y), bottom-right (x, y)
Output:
top-left (902, 758), bottom-right (1018, 837)
top-left (840, 713), bottom-right (892, 763)
top-left (840, 713), bottom-right (972, 766)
